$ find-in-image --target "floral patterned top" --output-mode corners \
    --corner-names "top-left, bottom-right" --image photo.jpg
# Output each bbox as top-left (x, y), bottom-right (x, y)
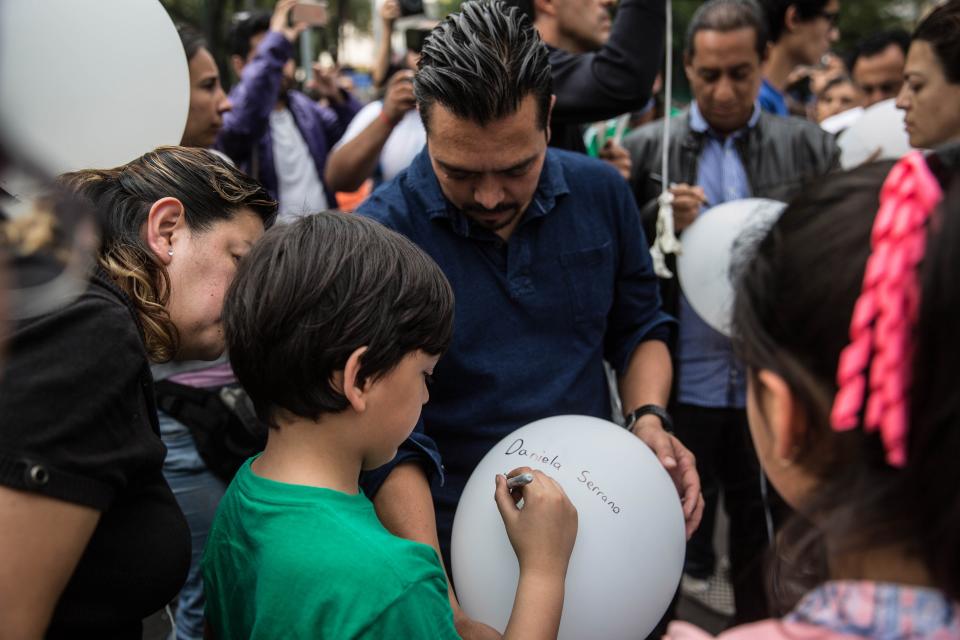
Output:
top-left (785, 581), bottom-right (960, 639)
top-left (667, 581), bottom-right (960, 640)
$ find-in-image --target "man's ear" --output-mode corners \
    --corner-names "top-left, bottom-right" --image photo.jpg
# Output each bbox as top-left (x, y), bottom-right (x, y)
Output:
top-left (755, 369), bottom-right (805, 464)
top-left (341, 346), bottom-right (370, 413)
top-left (144, 197), bottom-right (186, 266)
top-left (532, 0), bottom-right (555, 18)
top-left (784, 5), bottom-right (801, 34)
top-left (545, 94), bottom-right (557, 144)
top-left (684, 53), bottom-right (696, 84)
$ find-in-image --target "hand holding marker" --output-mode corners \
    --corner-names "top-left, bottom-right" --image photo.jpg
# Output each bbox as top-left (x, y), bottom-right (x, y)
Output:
top-left (505, 472), bottom-right (534, 490)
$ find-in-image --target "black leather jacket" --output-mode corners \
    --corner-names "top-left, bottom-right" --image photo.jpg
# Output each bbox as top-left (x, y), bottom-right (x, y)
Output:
top-left (624, 109), bottom-right (840, 318)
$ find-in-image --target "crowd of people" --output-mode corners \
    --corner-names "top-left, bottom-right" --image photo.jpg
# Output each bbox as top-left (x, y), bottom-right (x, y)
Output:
top-left (1, 0), bottom-right (960, 638)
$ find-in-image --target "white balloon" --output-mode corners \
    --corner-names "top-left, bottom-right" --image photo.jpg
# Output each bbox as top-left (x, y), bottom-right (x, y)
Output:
top-left (0, 0), bottom-right (189, 182)
top-left (837, 98), bottom-right (913, 169)
top-left (820, 106), bottom-right (864, 135)
top-left (677, 198), bottom-right (786, 338)
top-left (452, 415), bottom-right (685, 640)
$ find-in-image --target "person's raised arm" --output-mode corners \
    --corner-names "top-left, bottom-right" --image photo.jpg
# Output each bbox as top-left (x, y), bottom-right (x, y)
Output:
top-left (549, 0), bottom-right (666, 124)
top-left (325, 71), bottom-right (416, 193)
top-left (373, 0), bottom-right (400, 88)
top-left (0, 489), bottom-right (99, 638)
top-left (216, 0), bottom-right (306, 160)
top-left (495, 468), bottom-right (578, 640)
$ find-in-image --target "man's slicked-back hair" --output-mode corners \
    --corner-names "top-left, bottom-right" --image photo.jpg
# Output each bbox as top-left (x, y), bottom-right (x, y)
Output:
top-left (415, 0), bottom-right (553, 131)
top-left (685, 0), bottom-right (769, 60)
top-left (224, 212), bottom-right (455, 427)
top-left (500, 0), bottom-right (535, 21)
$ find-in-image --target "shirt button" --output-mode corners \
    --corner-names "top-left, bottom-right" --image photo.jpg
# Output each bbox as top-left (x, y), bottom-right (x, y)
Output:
top-left (25, 463), bottom-right (50, 488)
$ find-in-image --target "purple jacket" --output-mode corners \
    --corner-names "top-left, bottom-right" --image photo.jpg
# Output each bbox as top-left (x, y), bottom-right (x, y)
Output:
top-left (215, 30), bottom-right (361, 207)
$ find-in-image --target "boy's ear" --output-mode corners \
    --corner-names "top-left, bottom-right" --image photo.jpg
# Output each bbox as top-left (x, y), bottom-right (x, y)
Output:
top-left (341, 346), bottom-right (370, 413)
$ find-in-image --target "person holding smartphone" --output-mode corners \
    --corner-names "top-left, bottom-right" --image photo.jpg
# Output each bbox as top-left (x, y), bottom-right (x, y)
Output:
top-left (325, 24), bottom-right (432, 195)
top-left (216, 0), bottom-right (361, 220)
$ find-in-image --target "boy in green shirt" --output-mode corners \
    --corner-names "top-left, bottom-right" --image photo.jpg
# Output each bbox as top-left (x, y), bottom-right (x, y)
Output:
top-left (203, 212), bottom-right (578, 639)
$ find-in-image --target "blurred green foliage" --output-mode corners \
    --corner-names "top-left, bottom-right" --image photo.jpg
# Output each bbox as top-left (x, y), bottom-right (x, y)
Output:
top-left (161, 0), bottom-right (922, 98)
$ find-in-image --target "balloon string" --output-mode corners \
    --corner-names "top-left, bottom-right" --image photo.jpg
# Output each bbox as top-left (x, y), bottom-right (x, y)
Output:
top-left (651, 0), bottom-right (681, 278)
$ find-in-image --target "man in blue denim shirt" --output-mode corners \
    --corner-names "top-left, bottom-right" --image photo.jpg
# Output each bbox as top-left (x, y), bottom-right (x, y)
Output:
top-left (356, 5), bottom-right (703, 634)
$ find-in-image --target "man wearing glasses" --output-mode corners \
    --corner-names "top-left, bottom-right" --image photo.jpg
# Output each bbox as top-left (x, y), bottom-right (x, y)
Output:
top-left (757, 0), bottom-right (840, 116)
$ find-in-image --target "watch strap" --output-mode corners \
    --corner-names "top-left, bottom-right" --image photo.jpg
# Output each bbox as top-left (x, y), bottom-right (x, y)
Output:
top-left (625, 404), bottom-right (674, 433)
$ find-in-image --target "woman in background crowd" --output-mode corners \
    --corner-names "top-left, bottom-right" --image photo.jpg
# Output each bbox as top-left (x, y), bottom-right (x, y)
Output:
top-left (178, 25), bottom-right (232, 150)
top-left (816, 74), bottom-right (863, 124)
top-left (897, 0), bottom-right (960, 150)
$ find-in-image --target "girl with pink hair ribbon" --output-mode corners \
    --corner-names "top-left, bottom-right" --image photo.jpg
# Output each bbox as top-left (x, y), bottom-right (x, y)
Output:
top-left (666, 152), bottom-right (960, 639)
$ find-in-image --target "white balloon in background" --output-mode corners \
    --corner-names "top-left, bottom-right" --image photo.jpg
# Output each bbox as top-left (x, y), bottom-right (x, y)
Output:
top-left (677, 198), bottom-right (787, 338)
top-left (837, 98), bottom-right (913, 169)
top-left (452, 415), bottom-right (685, 640)
top-left (0, 0), bottom-right (189, 189)
top-left (820, 105), bottom-right (864, 135)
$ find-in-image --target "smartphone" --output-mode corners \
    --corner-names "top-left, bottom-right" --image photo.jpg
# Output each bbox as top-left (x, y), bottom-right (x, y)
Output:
top-left (291, 1), bottom-right (328, 27)
top-left (404, 28), bottom-right (431, 54)
top-left (399, 0), bottom-right (424, 17)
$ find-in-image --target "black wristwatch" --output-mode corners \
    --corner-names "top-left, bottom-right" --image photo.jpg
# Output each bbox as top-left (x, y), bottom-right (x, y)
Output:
top-left (625, 404), bottom-right (673, 434)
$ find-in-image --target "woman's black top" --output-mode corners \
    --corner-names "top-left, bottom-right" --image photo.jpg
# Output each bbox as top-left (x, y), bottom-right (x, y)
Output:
top-left (0, 261), bottom-right (190, 638)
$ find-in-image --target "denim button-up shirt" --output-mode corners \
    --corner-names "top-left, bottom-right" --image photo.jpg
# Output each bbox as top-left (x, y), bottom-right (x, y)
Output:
top-left (357, 148), bottom-right (674, 551)
top-left (675, 103), bottom-right (759, 410)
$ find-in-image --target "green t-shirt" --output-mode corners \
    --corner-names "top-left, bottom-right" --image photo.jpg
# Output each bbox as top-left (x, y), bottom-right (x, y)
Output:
top-left (202, 459), bottom-right (461, 639)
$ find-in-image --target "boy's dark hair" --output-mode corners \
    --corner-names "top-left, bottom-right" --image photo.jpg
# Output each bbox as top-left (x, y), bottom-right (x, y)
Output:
top-left (229, 10), bottom-right (272, 60)
top-left (685, 0), bottom-right (769, 61)
top-left (415, 0), bottom-right (552, 132)
top-left (847, 29), bottom-right (910, 73)
top-left (224, 212), bottom-right (455, 427)
top-left (912, 0), bottom-right (960, 85)
top-left (757, 0), bottom-right (831, 44)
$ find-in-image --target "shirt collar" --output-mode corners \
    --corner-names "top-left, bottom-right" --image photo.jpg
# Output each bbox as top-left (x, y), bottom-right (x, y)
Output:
top-left (414, 147), bottom-right (570, 238)
top-left (787, 581), bottom-right (960, 637)
top-left (689, 100), bottom-right (761, 138)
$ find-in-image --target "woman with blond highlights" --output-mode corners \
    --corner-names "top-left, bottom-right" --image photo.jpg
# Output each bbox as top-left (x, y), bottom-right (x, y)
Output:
top-left (0, 146), bottom-right (276, 638)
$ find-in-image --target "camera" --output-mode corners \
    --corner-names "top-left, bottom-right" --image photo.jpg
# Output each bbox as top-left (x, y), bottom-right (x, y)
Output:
top-left (404, 27), bottom-right (431, 54)
top-left (399, 0), bottom-right (423, 17)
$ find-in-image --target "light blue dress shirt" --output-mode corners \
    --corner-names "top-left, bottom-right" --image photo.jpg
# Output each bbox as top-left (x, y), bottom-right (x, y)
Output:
top-left (676, 101), bottom-right (761, 409)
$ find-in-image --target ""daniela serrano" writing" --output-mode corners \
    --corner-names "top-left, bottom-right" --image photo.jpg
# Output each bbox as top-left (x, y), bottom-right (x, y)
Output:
top-left (504, 438), bottom-right (622, 515)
